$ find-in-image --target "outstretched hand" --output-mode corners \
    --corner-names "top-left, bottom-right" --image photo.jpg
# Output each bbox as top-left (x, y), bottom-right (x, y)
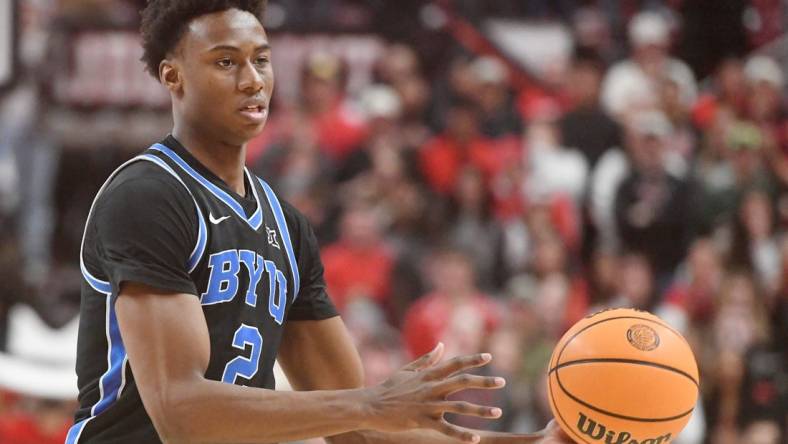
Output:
top-left (362, 343), bottom-right (506, 443)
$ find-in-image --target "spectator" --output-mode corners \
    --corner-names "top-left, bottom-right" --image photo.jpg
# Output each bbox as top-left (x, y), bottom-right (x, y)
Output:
top-left (336, 84), bottom-right (407, 182)
top-left (730, 189), bottom-right (782, 297)
top-left (659, 75), bottom-right (699, 163)
top-left (692, 57), bottom-right (748, 130)
top-left (321, 203), bottom-right (395, 312)
top-left (502, 277), bottom-right (568, 432)
top-left (524, 113), bottom-right (589, 206)
top-left (594, 252), bottom-right (655, 311)
top-left (401, 248), bottom-right (500, 359)
top-left (373, 44), bottom-right (431, 149)
top-left (614, 110), bottom-right (697, 282)
top-left (528, 231), bottom-right (588, 330)
top-left (559, 48), bottom-right (622, 168)
top-left (586, 107), bottom-right (692, 252)
top-left (601, 11), bottom-right (697, 119)
top-left (658, 238), bottom-right (724, 331)
top-left (704, 273), bottom-right (773, 443)
top-left (468, 56), bottom-right (523, 138)
top-left (446, 167), bottom-right (505, 291)
top-left (429, 56), bottom-right (479, 131)
top-left (419, 97), bottom-right (518, 196)
top-left (586, 245), bottom-right (619, 307)
top-left (744, 55), bottom-right (785, 130)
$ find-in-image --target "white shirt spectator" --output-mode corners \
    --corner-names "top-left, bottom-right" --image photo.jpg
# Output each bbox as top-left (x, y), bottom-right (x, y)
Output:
top-left (600, 11), bottom-right (698, 117)
top-left (601, 58), bottom-right (697, 117)
top-left (526, 142), bottom-right (589, 204)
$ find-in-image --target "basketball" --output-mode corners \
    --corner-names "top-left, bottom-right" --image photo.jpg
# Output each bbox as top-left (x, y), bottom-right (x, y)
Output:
top-left (547, 308), bottom-right (699, 444)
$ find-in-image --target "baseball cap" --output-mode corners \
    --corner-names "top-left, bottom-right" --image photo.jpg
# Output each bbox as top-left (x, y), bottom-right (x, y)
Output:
top-left (628, 11), bottom-right (669, 47)
top-left (744, 55), bottom-right (784, 89)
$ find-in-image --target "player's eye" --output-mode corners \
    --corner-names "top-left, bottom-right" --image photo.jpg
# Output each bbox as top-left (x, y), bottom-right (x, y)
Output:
top-left (254, 56), bottom-right (270, 66)
top-left (216, 58), bottom-right (234, 69)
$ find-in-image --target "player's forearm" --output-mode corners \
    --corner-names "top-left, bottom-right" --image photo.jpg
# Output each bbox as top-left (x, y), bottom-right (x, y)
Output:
top-left (154, 378), bottom-right (372, 443)
top-left (328, 429), bottom-right (546, 444)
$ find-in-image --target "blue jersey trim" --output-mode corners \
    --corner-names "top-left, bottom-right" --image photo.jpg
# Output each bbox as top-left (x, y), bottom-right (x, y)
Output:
top-left (91, 294), bottom-right (126, 417)
top-left (150, 143), bottom-right (264, 230)
top-left (81, 262), bottom-right (112, 294)
top-left (65, 294), bottom-right (125, 443)
top-left (65, 418), bottom-right (89, 444)
top-left (258, 179), bottom-right (300, 299)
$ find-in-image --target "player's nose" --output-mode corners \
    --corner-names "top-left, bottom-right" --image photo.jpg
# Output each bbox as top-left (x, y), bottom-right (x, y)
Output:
top-left (237, 61), bottom-right (265, 94)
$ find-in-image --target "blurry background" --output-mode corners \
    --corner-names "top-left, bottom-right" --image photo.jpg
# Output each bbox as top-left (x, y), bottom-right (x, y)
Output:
top-left (0, 0), bottom-right (786, 443)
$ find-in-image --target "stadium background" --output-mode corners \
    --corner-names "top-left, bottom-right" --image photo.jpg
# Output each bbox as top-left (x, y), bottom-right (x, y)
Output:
top-left (0, 0), bottom-right (786, 443)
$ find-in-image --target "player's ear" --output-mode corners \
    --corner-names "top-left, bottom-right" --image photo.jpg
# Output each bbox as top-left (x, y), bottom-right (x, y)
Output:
top-left (160, 59), bottom-right (183, 94)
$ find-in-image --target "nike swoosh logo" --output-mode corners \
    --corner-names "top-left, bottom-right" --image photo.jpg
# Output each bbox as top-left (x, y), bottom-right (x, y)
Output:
top-left (209, 213), bottom-right (231, 225)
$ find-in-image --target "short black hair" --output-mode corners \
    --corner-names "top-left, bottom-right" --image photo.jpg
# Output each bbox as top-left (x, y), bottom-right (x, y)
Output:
top-left (140, 0), bottom-right (267, 79)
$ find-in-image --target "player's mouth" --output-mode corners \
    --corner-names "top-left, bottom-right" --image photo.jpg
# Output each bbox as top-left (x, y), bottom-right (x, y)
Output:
top-left (238, 101), bottom-right (268, 124)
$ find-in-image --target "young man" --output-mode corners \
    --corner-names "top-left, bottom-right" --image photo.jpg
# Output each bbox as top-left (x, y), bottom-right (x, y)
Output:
top-left (68, 1), bottom-right (571, 443)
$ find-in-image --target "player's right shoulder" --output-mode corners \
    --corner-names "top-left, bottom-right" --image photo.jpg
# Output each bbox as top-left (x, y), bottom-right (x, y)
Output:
top-left (90, 156), bottom-right (198, 232)
top-left (102, 157), bottom-right (189, 200)
top-left (91, 157), bottom-right (196, 224)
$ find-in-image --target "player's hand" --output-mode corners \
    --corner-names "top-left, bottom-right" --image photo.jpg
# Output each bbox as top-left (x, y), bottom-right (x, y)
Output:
top-left (361, 342), bottom-right (506, 443)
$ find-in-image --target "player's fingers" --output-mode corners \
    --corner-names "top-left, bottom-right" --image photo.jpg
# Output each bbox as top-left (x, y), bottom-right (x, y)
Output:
top-left (430, 419), bottom-right (481, 444)
top-left (437, 374), bottom-right (506, 396)
top-left (402, 342), bottom-right (444, 371)
top-left (424, 353), bottom-right (492, 380)
top-left (434, 401), bottom-right (503, 419)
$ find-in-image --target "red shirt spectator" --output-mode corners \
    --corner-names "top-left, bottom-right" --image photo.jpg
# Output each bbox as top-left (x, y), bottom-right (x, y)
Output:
top-left (322, 205), bottom-right (394, 311)
top-left (401, 249), bottom-right (501, 358)
top-left (0, 413), bottom-right (69, 444)
top-left (402, 291), bottom-right (500, 358)
top-left (420, 136), bottom-right (498, 195)
top-left (419, 98), bottom-right (520, 196)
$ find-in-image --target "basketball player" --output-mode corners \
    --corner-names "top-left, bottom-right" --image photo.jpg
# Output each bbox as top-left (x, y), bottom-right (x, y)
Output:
top-left (68, 1), bottom-right (571, 443)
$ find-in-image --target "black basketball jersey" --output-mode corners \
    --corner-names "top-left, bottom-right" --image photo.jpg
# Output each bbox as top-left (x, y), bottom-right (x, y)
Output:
top-left (67, 136), bottom-right (338, 443)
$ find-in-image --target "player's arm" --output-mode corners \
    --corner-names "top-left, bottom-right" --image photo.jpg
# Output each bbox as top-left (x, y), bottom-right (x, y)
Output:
top-left (277, 317), bottom-right (571, 444)
top-left (116, 283), bottom-right (504, 444)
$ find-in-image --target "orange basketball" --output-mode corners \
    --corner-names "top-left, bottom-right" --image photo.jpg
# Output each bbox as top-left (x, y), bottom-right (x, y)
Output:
top-left (547, 308), bottom-right (699, 444)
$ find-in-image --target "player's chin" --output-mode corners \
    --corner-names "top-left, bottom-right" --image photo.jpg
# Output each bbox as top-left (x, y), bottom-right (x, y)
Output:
top-left (233, 120), bottom-right (268, 140)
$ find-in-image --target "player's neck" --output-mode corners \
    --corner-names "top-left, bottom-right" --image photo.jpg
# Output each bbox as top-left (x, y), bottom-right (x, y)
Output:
top-left (172, 126), bottom-right (248, 196)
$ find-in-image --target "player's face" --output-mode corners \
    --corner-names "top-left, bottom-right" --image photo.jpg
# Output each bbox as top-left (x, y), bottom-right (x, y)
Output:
top-left (175, 8), bottom-right (274, 145)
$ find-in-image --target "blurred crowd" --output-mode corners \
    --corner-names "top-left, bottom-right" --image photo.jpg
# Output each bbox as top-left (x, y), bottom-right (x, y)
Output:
top-left (0, 1), bottom-right (787, 443)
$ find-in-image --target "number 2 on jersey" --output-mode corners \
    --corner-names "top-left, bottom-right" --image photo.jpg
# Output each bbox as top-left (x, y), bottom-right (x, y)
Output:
top-left (221, 324), bottom-right (263, 384)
